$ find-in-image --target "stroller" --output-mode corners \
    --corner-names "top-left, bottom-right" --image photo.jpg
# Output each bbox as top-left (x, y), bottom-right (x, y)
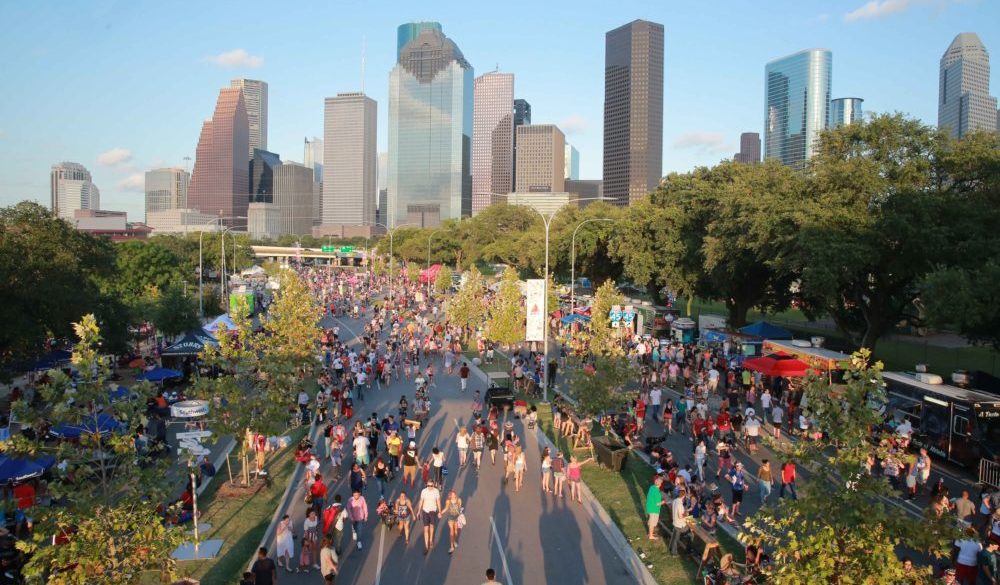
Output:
top-left (376, 498), bottom-right (398, 529)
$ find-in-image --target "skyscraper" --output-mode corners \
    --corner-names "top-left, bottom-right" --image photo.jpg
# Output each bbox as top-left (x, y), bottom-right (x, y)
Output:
top-left (388, 24), bottom-right (473, 228)
top-left (273, 162), bottom-right (314, 236)
top-left (50, 162), bottom-right (99, 221)
top-left (830, 98), bottom-right (864, 127)
top-left (515, 124), bottom-right (566, 193)
top-left (472, 71), bottom-right (514, 215)
top-left (144, 167), bottom-right (189, 221)
top-left (512, 99), bottom-right (532, 190)
top-left (764, 48), bottom-right (832, 168)
top-left (323, 92), bottom-right (377, 229)
top-left (397, 22), bottom-right (442, 60)
top-left (187, 87), bottom-right (250, 229)
top-left (230, 79), bottom-right (268, 158)
top-left (304, 137), bottom-right (324, 183)
top-left (603, 19), bottom-right (664, 207)
top-left (565, 143), bottom-right (580, 180)
top-left (249, 149), bottom-right (281, 203)
top-left (938, 33), bottom-right (998, 138)
top-left (734, 132), bottom-right (761, 164)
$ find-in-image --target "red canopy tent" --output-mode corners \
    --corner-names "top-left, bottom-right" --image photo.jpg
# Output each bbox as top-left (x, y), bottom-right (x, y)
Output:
top-left (742, 352), bottom-right (810, 377)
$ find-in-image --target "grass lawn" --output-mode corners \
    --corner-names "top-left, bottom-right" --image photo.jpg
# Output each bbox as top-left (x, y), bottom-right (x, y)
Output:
top-left (534, 402), bottom-right (743, 585)
top-left (461, 349), bottom-right (510, 375)
top-left (173, 427), bottom-right (307, 585)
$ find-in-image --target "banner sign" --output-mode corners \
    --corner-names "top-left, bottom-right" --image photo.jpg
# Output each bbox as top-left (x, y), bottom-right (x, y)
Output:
top-left (170, 400), bottom-right (210, 418)
top-left (525, 279), bottom-right (545, 342)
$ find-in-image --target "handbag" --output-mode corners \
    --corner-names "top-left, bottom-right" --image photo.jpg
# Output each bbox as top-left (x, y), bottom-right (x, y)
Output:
top-left (456, 511), bottom-right (467, 530)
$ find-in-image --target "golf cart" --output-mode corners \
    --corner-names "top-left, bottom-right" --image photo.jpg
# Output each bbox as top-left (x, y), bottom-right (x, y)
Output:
top-left (485, 371), bottom-right (515, 411)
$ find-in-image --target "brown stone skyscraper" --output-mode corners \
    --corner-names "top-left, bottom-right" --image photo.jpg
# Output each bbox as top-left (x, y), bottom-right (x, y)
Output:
top-left (472, 71), bottom-right (514, 215)
top-left (188, 87), bottom-right (250, 229)
top-left (603, 19), bottom-right (663, 206)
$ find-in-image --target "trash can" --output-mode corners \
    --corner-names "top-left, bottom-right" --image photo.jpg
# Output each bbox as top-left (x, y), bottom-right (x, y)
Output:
top-left (592, 436), bottom-right (629, 472)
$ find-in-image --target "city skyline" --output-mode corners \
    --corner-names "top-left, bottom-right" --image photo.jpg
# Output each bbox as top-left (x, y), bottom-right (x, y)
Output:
top-left (1, 1), bottom-right (997, 221)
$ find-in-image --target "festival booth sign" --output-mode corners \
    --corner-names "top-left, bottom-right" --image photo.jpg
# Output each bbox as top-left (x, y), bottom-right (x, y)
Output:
top-left (161, 331), bottom-right (219, 357)
top-left (0, 455), bottom-right (56, 484)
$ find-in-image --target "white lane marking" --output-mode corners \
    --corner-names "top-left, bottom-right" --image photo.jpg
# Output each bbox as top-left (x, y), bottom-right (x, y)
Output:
top-left (330, 316), bottom-right (362, 347)
top-left (374, 524), bottom-right (386, 585)
top-left (489, 515), bottom-right (514, 585)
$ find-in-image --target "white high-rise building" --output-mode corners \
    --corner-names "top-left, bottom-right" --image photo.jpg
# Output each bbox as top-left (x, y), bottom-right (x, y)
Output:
top-left (565, 143), bottom-right (580, 180)
top-left (231, 79), bottom-right (268, 158)
top-left (50, 162), bottom-right (99, 221)
top-left (322, 92), bottom-right (377, 230)
top-left (938, 33), bottom-right (998, 138)
top-left (472, 71), bottom-right (514, 215)
top-left (144, 168), bottom-right (189, 222)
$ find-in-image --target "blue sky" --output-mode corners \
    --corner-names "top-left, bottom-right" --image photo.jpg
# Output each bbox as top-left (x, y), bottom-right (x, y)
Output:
top-left (0, 0), bottom-right (996, 221)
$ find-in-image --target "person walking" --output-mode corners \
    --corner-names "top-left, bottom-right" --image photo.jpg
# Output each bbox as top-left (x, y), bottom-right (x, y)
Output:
top-left (646, 476), bottom-right (665, 540)
top-left (552, 451), bottom-right (567, 497)
top-left (430, 447), bottom-right (445, 484)
top-left (443, 490), bottom-right (464, 554)
top-left (471, 425), bottom-right (486, 472)
top-left (319, 537), bottom-right (338, 583)
top-left (401, 441), bottom-right (420, 487)
top-left (456, 427), bottom-right (471, 469)
top-left (275, 514), bottom-right (297, 571)
top-left (514, 446), bottom-right (527, 492)
top-left (459, 362), bottom-right (470, 392)
top-left (395, 491), bottom-right (414, 546)
top-left (669, 488), bottom-right (689, 557)
top-left (540, 447), bottom-right (553, 494)
top-left (726, 461), bottom-right (748, 518)
top-left (302, 509), bottom-right (321, 571)
top-left (324, 494), bottom-right (349, 555)
top-left (310, 474), bottom-right (328, 516)
top-left (567, 455), bottom-right (593, 503)
top-left (348, 489), bottom-right (368, 551)
top-left (482, 568), bottom-right (501, 585)
top-left (372, 456), bottom-right (390, 498)
top-left (252, 547), bottom-right (278, 585)
top-left (649, 387), bottom-right (662, 423)
top-left (780, 460), bottom-right (797, 500)
top-left (757, 459), bottom-right (773, 503)
top-left (419, 480), bottom-right (442, 555)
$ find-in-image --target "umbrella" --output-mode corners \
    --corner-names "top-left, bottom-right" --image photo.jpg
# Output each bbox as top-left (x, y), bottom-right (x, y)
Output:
top-left (0, 455), bottom-right (55, 483)
top-left (108, 385), bottom-right (130, 402)
top-left (127, 358), bottom-right (145, 369)
top-left (742, 353), bottom-right (809, 377)
top-left (49, 413), bottom-right (121, 440)
top-left (136, 367), bottom-right (183, 382)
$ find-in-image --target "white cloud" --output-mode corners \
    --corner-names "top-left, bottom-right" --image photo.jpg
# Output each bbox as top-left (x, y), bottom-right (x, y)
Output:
top-left (97, 147), bottom-right (133, 166)
top-left (672, 132), bottom-right (731, 154)
top-left (559, 114), bottom-right (588, 135)
top-left (205, 49), bottom-right (263, 69)
top-left (844, 0), bottom-right (959, 22)
top-left (117, 173), bottom-right (145, 193)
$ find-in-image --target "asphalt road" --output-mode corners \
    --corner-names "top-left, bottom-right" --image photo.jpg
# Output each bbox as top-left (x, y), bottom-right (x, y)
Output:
top-left (268, 311), bottom-right (635, 585)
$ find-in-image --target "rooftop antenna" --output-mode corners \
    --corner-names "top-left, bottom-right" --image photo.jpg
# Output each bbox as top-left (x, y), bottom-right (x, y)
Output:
top-left (361, 35), bottom-right (367, 94)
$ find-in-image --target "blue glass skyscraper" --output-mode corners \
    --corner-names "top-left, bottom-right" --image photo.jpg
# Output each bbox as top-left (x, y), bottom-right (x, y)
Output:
top-left (396, 22), bottom-right (442, 61)
top-left (387, 24), bottom-right (473, 228)
top-left (764, 49), bottom-right (832, 168)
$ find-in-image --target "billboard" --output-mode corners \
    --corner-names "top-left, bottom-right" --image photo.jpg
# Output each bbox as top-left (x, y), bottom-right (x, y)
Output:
top-left (525, 279), bottom-right (545, 342)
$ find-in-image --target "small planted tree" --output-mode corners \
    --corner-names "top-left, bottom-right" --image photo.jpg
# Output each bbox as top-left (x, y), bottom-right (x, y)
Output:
top-left (740, 350), bottom-right (959, 584)
top-left (567, 355), bottom-right (636, 417)
top-left (587, 280), bottom-right (626, 357)
top-left (446, 266), bottom-right (488, 339)
top-left (435, 265), bottom-right (454, 295)
top-left (484, 267), bottom-right (526, 349)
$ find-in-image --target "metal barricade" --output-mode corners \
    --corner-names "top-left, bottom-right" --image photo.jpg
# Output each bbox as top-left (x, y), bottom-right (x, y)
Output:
top-left (979, 458), bottom-right (1000, 491)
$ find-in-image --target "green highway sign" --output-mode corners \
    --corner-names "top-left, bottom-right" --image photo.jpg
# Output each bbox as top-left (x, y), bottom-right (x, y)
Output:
top-left (321, 245), bottom-right (336, 252)
top-left (340, 246), bottom-right (354, 253)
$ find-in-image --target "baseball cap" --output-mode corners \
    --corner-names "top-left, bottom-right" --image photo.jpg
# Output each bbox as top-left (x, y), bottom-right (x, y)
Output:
top-left (409, 441), bottom-right (416, 447)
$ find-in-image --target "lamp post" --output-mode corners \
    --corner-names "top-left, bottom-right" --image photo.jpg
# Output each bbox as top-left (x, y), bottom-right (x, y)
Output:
top-left (372, 222), bottom-right (416, 306)
top-left (525, 197), bottom-right (608, 403)
top-left (198, 216), bottom-right (245, 318)
top-left (570, 218), bottom-right (614, 314)
top-left (426, 228), bottom-right (444, 300)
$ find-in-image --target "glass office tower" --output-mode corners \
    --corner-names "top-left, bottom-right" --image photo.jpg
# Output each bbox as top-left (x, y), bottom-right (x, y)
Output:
top-left (396, 22), bottom-right (442, 60)
top-left (764, 49), bottom-right (832, 168)
top-left (831, 97), bottom-right (864, 127)
top-left (387, 25), bottom-right (473, 228)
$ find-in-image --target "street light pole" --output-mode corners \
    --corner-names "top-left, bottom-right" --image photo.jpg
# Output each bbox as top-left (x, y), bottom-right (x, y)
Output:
top-left (571, 218), bottom-right (614, 314)
top-left (526, 197), bottom-right (608, 403)
top-left (371, 222), bottom-right (415, 307)
top-left (198, 216), bottom-right (246, 319)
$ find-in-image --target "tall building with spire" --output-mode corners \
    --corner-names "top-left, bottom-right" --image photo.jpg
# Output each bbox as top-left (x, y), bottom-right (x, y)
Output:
top-left (938, 33), bottom-right (998, 138)
top-left (764, 48), bottom-right (832, 168)
top-left (230, 79), bottom-right (268, 158)
top-left (387, 23), bottom-right (473, 228)
top-left (603, 19), bottom-right (664, 206)
top-left (187, 87), bottom-right (250, 229)
top-left (472, 71), bottom-right (514, 215)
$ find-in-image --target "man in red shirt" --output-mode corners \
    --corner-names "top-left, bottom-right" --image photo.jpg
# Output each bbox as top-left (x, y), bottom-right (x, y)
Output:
top-left (780, 461), bottom-right (797, 500)
top-left (310, 474), bottom-right (328, 514)
top-left (459, 363), bottom-right (470, 393)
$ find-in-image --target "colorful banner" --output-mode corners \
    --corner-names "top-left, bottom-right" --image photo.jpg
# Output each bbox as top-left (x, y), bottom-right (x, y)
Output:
top-left (525, 279), bottom-right (545, 342)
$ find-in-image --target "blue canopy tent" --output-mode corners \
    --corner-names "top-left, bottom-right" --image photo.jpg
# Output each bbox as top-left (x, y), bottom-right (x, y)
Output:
top-left (136, 367), bottom-right (183, 382)
top-left (0, 455), bottom-right (56, 484)
top-left (161, 331), bottom-right (218, 357)
top-left (702, 329), bottom-right (735, 343)
top-left (108, 385), bottom-right (130, 402)
top-left (560, 314), bottom-right (591, 325)
top-left (739, 321), bottom-right (793, 340)
top-left (49, 413), bottom-right (121, 440)
top-left (30, 349), bottom-right (72, 371)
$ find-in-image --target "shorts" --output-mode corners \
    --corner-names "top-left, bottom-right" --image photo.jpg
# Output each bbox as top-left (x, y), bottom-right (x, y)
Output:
top-left (732, 490), bottom-right (744, 504)
top-left (746, 435), bottom-right (758, 445)
top-left (356, 452), bottom-right (370, 466)
top-left (461, 378), bottom-right (468, 389)
top-left (956, 563), bottom-right (977, 582)
top-left (648, 513), bottom-right (660, 530)
top-left (553, 471), bottom-right (565, 480)
top-left (421, 510), bottom-right (438, 524)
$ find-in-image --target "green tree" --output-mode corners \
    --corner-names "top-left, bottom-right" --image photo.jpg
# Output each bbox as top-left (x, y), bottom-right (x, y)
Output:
top-left (406, 263), bottom-right (421, 283)
top-left (741, 350), bottom-right (958, 584)
top-left (0, 202), bottom-right (120, 372)
top-left (567, 355), bottom-right (635, 417)
top-left (151, 284), bottom-right (201, 338)
top-left (484, 267), bottom-right (525, 348)
top-left (922, 262), bottom-right (1000, 349)
top-left (794, 114), bottom-right (949, 349)
top-left (193, 269), bottom-right (321, 484)
top-left (587, 280), bottom-right (626, 356)
top-left (435, 265), bottom-right (454, 294)
top-left (114, 240), bottom-right (186, 300)
top-left (8, 315), bottom-right (183, 583)
top-left (447, 266), bottom-right (488, 339)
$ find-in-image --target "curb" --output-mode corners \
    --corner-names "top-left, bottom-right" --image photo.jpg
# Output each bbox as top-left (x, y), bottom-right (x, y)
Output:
top-left (245, 421), bottom-right (321, 571)
top-left (466, 357), bottom-right (659, 585)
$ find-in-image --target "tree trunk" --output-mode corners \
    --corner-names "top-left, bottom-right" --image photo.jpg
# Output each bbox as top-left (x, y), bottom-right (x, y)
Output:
top-left (726, 299), bottom-right (751, 328)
